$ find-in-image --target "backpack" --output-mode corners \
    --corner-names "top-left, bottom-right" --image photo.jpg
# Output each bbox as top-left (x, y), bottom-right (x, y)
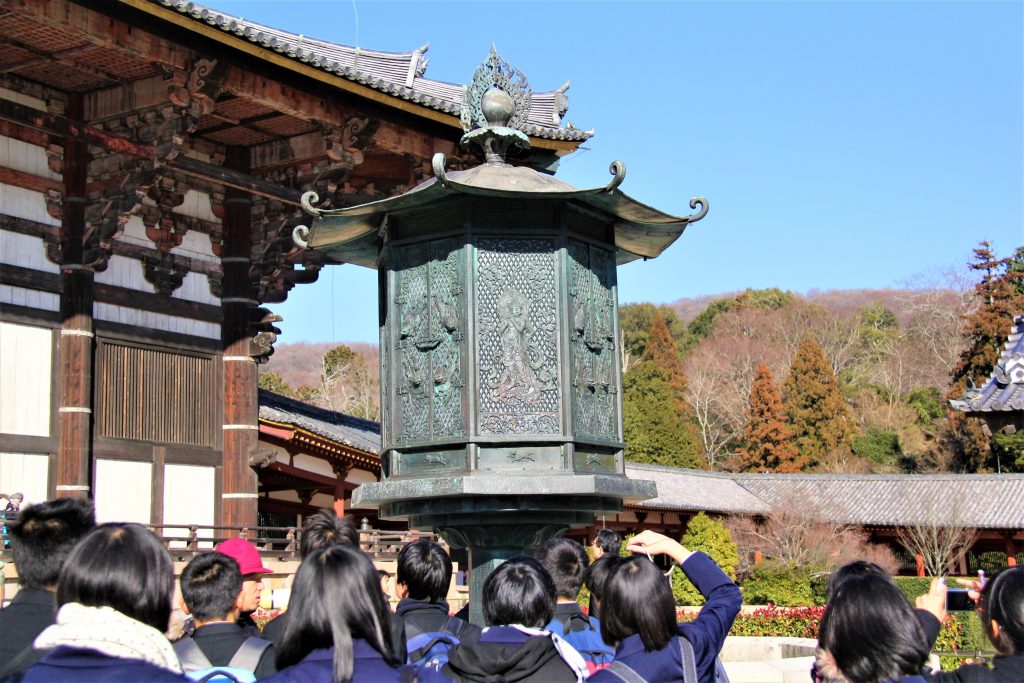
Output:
top-left (605, 635), bottom-right (731, 683)
top-left (404, 615), bottom-right (466, 672)
top-left (547, 612), bottom-right (615, 673)
top-left (173, 636), bottom-right (271, 683)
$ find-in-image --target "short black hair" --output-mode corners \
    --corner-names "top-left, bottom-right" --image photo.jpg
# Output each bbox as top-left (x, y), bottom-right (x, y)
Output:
top-left (534, 538), bottom-right (589, 600)
top-left (600, 555), bottom-right (677, 650)
top-left (299, 509), bottom-right (359, 559)
top-left (981, 566), bottom-right (1024, 654)
top-left (818, 573), bottom-right (929, 682)
top-left (181, 552), bottom-right (242, 622)
top-left (586, 556), bottom-right (620, 602)
top-left (397, 539), bottom-right (452, 602)
top-left (482, 556), bottom-right (556, 629)
top-left (825, 560), bottom-right (891, 600)
top-left (8, 498), bottom-right (95, 590)
top-left (595, 529), bottom-right (622, 556)
top-left (277, 545), bottom-right (397, 681)
top-left (57, 523), bottom-right (175, 632)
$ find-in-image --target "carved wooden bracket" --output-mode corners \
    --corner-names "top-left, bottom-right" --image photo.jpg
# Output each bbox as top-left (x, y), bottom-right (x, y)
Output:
top-left (141, 251), bottom-right (190, 296)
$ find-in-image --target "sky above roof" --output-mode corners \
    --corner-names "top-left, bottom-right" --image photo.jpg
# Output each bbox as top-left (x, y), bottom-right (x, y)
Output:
top-left (219, 0), bottom-right (1024, 345)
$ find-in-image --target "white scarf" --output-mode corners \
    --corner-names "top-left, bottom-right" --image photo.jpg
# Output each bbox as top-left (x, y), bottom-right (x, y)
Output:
top-left (34, 602), bottom-right (184, 673)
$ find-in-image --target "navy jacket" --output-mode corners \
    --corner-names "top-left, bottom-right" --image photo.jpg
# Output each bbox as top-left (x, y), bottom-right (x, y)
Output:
top-left (2, 646), bottom-right (189, 683)
top-left (0, 588), bottom-right (56, 674)
top-left (589, 552), bottom-right (741, 683)
top-left (927, 654), bottom-right (1024, 683)
top-left (256, 640), bottom-right (447, 682)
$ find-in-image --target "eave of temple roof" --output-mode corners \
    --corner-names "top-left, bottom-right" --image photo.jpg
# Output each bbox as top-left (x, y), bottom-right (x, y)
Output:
top-left (950, 315), bottom-right (1024, 414)
top-left (258, 389), bottom-right (380, 456)
top-left (145, 0), bottom-right (592, 145)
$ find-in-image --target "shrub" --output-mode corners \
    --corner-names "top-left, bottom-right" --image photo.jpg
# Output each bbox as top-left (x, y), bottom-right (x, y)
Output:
top-left (673, 513), bottom-right (739, 606)
top-left (892, 576), bottom-right (933, 603)
top-left (971, 551), bottom-right (1009, 575)
top-left (742, 562), bottom-right (816, 607)
top-left (728, 605), bottom-right (823, 638)
top-left (852, 428), bottom-right (901, 465)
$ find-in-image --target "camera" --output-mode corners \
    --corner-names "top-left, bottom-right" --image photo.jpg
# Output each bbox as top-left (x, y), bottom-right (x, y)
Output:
top-left (946, 588), bottom-right (973, 611)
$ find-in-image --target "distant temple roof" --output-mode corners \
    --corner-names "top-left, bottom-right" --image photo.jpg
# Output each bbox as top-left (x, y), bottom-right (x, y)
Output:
top-left (950, 315), bottom-right (1024, 414)
top-left (626, 463), bottom-right (1024, 530)
top-left (153, 0), bottom-right (591, 143)
top-left (258, 389), bottom-right (380, 456)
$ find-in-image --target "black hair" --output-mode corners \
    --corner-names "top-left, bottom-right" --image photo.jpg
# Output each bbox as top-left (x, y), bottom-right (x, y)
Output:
top-left (277, 544), bottom-right (398, 682)
top-left (825, 560), bottom-right (891, 600)
top-left (818, 573), bottom-right (929, 683)
top-left (585, 555), bottom-right (621, 619)
top-left (180, 552), bottom-right (242, 622)
top-left (482, 556), bottom-right (556, 629)
top-left (8, 498), bottom-right (95, 590)
top-left (299, 509), bottom-right (359, 559)
top-left (980, 566), bottom-right (1024, 654)
top-left (534, 538), bottom-right (590, 600)
top-left (57, 523), bottom-right (175, 632)
top-left (397, 539), bottom-right (452, 602)
top-left (595, 529), bottom-right (622, 556)
top-left (600, 555), bottom-right (677, 651)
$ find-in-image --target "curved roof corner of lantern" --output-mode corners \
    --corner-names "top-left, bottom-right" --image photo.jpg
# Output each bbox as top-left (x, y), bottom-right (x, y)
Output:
top-left (291, 46), bottom-right (708, 268)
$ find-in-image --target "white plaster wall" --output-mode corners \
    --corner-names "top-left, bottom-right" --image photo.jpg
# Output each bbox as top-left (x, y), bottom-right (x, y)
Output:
top-left (0, 232), bottom-right (59, 274)
top-left (0, 453), bottom-right (50, 506)
top-left (0, 135), bottom-right (60, 181)
top-left (163, 464), bottom-right (216, 548)
top-left (173, 190), bottom-right (219, 224)
top-left (292, 453), bottom-right (336, 478)
top-left (0, 184), bottom-right (60, 226)
top-left (346, 469), bottom-right (377, 485)
top-left (311, 492), bottom-right (335, 509)
top-left (93, 254), bottom-right (157, 292)
top-left (93, 302), bottom-right (220, 340)
top-left (118, 215), bottom-right (155, 249)
top-left (0, 322), bottom-right (52, 436)
top-left (0, 285), bottom-right (60, 312)
top-left (0, 88), bottom-right (46, 110)
top-left (94, 459), bottom-right (152, 524)
top-left (173, 271), bottom-right (218, 305)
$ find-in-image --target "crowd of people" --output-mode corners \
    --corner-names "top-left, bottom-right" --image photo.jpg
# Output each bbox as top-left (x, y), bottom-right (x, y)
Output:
top-left (0, 498), bottom-right (1020, 683)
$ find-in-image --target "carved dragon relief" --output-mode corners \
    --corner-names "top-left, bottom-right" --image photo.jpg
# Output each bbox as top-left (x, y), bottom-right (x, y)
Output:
top-left (393, 240), bottom-right (464, 444)
top-left (569, 241), bottom-right (618, 441)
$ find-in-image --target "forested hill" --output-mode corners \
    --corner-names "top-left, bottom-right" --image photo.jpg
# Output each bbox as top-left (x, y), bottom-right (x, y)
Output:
top-left (261, 244), bottom-right (1024, 474)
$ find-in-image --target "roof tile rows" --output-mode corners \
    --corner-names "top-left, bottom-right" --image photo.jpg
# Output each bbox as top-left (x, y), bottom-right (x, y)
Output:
top-left (155, 0), bottom-right (591, 142)
top-left (258, 389), bottom-right (380, 455)
top-left (951, 316), bottom-right (1024, 414)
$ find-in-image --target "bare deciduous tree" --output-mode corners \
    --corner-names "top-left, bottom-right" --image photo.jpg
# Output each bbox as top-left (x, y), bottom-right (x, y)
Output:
top-left (895, 488), bottom-right (979, 577)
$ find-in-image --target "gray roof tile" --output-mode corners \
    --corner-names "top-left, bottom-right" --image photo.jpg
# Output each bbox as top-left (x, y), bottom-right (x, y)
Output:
top-left (258, 389), bottom-right (380, 455)
top-left (951, 316), bottom-right (1024, 413)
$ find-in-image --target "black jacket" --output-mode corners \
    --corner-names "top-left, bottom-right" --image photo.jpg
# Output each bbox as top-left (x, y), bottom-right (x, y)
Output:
top-left (0, 588), bottom-right (56, 675)
top-left (395, 599), bottom-right (481, 641)
top-left (927, 655), bottom-right (1024, 683)
top-left (190, 621), bottom-right (276, 678)
top-left (443, 626), bottom-right (578, 683)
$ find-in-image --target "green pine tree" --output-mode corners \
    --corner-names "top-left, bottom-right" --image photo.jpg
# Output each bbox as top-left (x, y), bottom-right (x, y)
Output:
top-left (672, 513), bottom-right (739, 605)
top-left (257, 370), bottom-right (294, 397)
top-left (782, 337), bottom-right (854, 470)
top-left (623, 361), bottom-right (701, 468)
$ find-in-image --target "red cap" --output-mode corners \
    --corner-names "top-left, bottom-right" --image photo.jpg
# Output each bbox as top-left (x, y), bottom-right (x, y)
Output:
top-left (215, 538), bottom-right (272, 575)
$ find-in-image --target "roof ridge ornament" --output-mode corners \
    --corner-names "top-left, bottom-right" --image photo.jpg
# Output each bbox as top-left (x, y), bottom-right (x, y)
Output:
top-left (460, 46), bottom-right (532, 164)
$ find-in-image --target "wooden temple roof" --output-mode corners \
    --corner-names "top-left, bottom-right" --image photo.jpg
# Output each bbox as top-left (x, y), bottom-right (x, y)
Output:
top-left (259, 389), bottom-right (381, 468)
top-left (950, 315), bottom-right (1024, 415)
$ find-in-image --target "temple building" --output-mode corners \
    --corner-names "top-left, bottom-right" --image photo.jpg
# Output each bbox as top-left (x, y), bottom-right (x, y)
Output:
top-left (0, 0), bottom-right (587, 528)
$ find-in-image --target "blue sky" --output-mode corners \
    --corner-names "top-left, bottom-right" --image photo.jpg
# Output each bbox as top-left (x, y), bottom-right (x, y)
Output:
top-left (217, 1), bottom-right (1024, 345)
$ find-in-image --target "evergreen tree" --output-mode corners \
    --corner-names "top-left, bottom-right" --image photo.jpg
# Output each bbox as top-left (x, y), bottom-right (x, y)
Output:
top-left (782, 336), bottom-right (854, 469)
top-left (257, 371), bottom-right (294, 397)
top-left (619, 303), bottom-right (689, 362)
top-left (735, 362), bottom-right (800, 472)
top-left (672, 513), bottom-right (739, 605)
top-left (623, 361), bottom-right (702, 468)
top-left (643, 311), bottom-right (690, 414)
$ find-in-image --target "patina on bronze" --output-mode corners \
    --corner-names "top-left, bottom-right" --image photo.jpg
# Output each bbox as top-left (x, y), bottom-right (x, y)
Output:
top-left (295, 47), bottom-right (708, 623)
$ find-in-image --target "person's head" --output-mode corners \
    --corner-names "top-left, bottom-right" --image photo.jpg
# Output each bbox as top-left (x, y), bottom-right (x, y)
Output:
top-left (600, 555), bottom-right (676, 651)
top-left (8, 498), bottom-right (95, 590)
top-left (397, 539), bottom-right (452, 602)
top-left (825, 560), bottom-right (892, 600)
top-left (57, 523), bottom-right (174, 632)
top-left (180, 552), bottom-right (243, 624)
top-left (277, 544), bottom-right (397, 680)
top-left (299, 509), bottom-right (359, 559)
top-left (534, 538), bottom-right (589, 601)
top-left (481, 556), bottom-right (556, 629)
top-left (592, 529), bottom-right (622, 559)
top-left (818, 572), bottom-right (929, 683)
top-left (585, 555), bottom-right (621, 619)
top-left (979, 566), bottom-right (1024, 655)
top-left (215, 537), bottom-right (271, 612)
top-left (8, 492), bottom-right (24, 507)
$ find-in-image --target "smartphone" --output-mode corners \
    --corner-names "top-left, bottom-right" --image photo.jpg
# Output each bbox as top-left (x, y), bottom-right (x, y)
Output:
top-left (946, 588), bottom-right (972, 611)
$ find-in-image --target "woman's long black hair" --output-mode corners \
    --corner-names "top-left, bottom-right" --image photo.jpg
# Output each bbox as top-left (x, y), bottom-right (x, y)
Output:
top-left (980, 566), bottom-right (1024, 654)
top-left (276, 544), bottom-right (398, 683)
top-left (599, 555), bottom-right (678, 651)
top-left (818, 572), bottom-right (930, 683)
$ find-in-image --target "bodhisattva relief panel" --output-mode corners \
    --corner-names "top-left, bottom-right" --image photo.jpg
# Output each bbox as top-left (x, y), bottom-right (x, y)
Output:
top-left (392, 240), bottom-right (464, 444)
top-left (476, 239), bottom-right (560, 435)
top-left (569, 240), bottom-right (619, 441)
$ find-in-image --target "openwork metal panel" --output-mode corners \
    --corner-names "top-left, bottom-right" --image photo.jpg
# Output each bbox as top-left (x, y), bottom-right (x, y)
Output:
top-left (475, 238), bottom-right (560, 435)
top-left (96, 343), bottom-right (216, 446)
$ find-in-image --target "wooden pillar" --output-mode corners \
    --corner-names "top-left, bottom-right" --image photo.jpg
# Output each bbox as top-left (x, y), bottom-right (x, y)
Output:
top-left (333, 464), bottom-right (350, 517)
top-left (1006, 534), bottom-right (1018, 568)
top-left (55, 93), bottom-right (93, 500)
top-left (220, 146), bottom-right (258, 526)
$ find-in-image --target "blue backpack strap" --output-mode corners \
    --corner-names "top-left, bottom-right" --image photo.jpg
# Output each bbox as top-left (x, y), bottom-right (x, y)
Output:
top-left (173, 637), bottom-right (213, 672)
top-left (678, 635), bottom-right (698, 683)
